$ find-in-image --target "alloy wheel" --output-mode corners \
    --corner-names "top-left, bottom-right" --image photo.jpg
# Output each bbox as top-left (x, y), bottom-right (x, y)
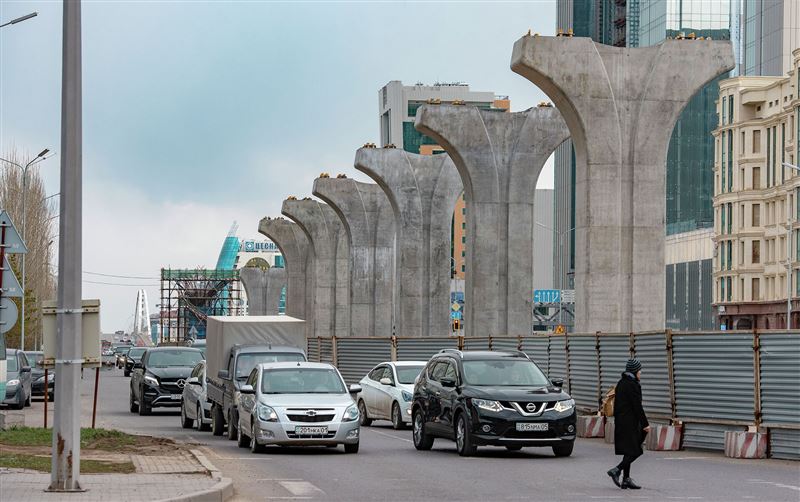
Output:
top-left (456, 417), bottom-right (465, 451)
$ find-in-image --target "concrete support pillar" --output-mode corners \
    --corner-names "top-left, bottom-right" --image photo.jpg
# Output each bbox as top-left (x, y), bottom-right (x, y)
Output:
top-left (258, 217), bottom-right (314, 337)
top-left (239, 267), bottom-right (286, 316)
top-left (415, 105), bottom-right (569, 337)
top-left (355, 148), bottom-right (462, 338)
top-left (511, 36), bottom-right (735, 332)
top-left (313, 177), bottom-right (395, 337)
top-left (283, 198), bottom-right (350, 338)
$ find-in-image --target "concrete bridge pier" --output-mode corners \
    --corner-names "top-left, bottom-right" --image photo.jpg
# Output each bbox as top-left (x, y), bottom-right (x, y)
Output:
top-left (239, 266), bottom-right (287, 316)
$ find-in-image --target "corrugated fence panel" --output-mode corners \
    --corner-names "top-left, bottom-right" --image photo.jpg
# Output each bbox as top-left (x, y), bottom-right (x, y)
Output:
top-left (396, 337), bottom-right (458, 361)
top-left (598, 335), bottom-right (630, 397)
top-left (633, 333), bottom-right (672, 417)
top-left (674, 333), bottom-right (754, 422)
top-left (549, 336), bottom-right (568, 393)
top-left (307, 338), bottom-right (320, 362)
top-left (769, 428), bottom-right (800, 460)
top-left (759, 333), bottom-right (800, 425)
top-left (335, 338), bottom-right (392, 385)
top-left (521, 336), bottom-right (549, 370)
top-left (463, 337), bottom-right (490, 351)
top-left (319, 338), bottom-right (333, 365)
top-left (491, 337), bottom-right (520, 352)
top-left (683, 423), bottom-right (745, 451)
top-left (567, 334), bottom-right (598, 410)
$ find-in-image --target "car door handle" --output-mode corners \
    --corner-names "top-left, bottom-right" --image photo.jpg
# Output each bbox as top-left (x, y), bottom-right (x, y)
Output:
top-left (435, 391), bottom-right (441, 397)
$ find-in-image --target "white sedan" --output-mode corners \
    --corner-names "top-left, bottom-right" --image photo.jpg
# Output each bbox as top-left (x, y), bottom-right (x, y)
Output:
top-left (356, 361), bottom-right (426, 429)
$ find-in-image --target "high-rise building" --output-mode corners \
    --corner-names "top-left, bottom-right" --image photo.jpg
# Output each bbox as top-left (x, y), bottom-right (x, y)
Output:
top-left (713, 49), bottom-right (800, 329)
top-left (742, 0), bottom-right (800, 76)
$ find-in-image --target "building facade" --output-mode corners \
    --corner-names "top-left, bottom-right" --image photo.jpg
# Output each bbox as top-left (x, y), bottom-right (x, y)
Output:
top-left (742, 0), bottom-right (800, 77)
top-left (714, 49), bottom-right (800, 330)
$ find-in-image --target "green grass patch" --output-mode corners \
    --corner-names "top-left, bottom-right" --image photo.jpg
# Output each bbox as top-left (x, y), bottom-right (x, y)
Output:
top-left (0, 427), bottom-right (137, 450)
top-left (0, 453), bottom-right (135, 474)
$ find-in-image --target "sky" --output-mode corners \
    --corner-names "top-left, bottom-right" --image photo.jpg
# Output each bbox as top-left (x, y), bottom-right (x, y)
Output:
top-left (1, 0), bottom-right (557, 332)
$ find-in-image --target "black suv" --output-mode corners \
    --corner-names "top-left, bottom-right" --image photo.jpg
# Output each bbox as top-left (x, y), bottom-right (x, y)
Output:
top-left (124, 347), bottom-right (147, 377)
top-left (129, 347), bottom-right (204, 415)
top-left (412, 350), bottom-right (576, 457)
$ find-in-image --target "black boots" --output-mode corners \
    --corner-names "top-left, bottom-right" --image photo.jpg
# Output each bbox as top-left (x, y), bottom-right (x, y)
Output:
top-left (621, 477), bottom-right (641, 490)
top-left (606, 467), bottom-right (621, 488)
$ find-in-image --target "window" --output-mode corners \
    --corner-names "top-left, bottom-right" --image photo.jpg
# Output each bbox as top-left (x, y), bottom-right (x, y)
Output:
top-left (728, 95), bottom-right (734, 124)
top-left (720, 241), bottom-right (725, 270)
top-left (727, 277), bottom-right (732, 301)
top-left (741, 131), bottom-right (746, 154)
top-left (368, 366), bottom-right (385, 381)
top-left (740, 240), bottom-right (745, 265)
top-left (721, 133), bottom-right (727, 192)
top-left (767, 128), bottom-right (771, 186)
top-left (727, 203), bottom-right (733, 234)
top-left (740, 204), bottom-right (745, 229)
top-left (722, 96), bottom-right (727, 125)
top-left (461, 236), bottom-right (465, 244)
top-left (752, 204), bottom-right (760, 226)
top-left (721, 206), bottom-right (726, 234)
top-left (753, 166), bottom-right (760, 189)
top-left (752, 278), bottom-right (760, 301)
top-left (721, 276), bottom-right (726, 301)
top-left (727, 241), bottom-right (733, 270)
top-left (753, 129), bottom-right (761, 153)
top-left (728, 130), bottom-right (734, 192)
top-left (752, 240), bottom-right (761, 263)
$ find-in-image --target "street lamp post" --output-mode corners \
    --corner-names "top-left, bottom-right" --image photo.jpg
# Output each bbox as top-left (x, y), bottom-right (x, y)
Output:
top-left (535, 222), bottom-right (575, 327)
top-left (0, 149), bottom-right (52, 350)
top-left (0, 12), bottom-right (38, 29)
top-left (783, 162), bottom-right (800, 329)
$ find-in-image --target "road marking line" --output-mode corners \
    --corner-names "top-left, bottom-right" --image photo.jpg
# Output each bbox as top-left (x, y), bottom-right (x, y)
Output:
top-left (748, 481), bottom-right (800, 492)
top-left (365, 428), bottom-right (413, 443)
top-left (660, 457), bottom-right (711, 460)
top-left (279, 481), bottom-right (325, 497)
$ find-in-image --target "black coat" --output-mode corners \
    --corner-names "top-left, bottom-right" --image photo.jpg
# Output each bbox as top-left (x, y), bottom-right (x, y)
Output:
top-left (613, 372), bottom-right (649, 456)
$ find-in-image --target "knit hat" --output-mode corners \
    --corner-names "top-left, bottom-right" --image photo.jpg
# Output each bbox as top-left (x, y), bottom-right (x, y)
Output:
top-left (625, 358), bottom-right (642, 373)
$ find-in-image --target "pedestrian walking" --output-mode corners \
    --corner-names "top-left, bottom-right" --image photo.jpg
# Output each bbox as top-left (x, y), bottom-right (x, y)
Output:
top-left (607, 358), bottom-right (650, 490)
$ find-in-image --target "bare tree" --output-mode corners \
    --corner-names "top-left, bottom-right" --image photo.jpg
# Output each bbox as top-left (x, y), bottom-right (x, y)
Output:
top-left (1, 148), bottom-right (57, 350)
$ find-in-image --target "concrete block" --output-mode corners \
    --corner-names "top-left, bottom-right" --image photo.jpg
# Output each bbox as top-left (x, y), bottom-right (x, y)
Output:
top-left (577, 415), bottom-right (605, 438)
top-left (645, 424), bottom-right (682, 451)
top-left (724, 430), bottom-right (768, 459)
top-left (0, 410), bottom-right (25, 430)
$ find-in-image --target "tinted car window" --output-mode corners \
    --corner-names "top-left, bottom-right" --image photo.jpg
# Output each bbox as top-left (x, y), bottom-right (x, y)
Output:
top-left (430, 361), bottom-right (449, 382)
top-left (7, 353), bottom-right (18, 372)
top-left (442, 361), bottom-right (458, 381)
top-left (128, 347), bottom-right (146, 359)
top-left (368, 366), bottom-right (384, 381)
top-left (147, 349), bottom-right (203, 368)
top-left (462, 359), bottom-right (549, 387)
top-left (395, 365), bottom-right (424, 385)
top-left (261, 368), bottom-right (346, 394)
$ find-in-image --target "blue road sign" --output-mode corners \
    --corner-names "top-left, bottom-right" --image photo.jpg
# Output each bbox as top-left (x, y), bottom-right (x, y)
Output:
top-left (450, 311), bottom-right (462, 320)
top-left (534, 289), bottom-right (561, 303)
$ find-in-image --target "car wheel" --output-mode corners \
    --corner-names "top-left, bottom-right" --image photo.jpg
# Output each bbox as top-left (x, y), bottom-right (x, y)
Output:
top-left (455, 414), bottom-right (477, 457)
top-left (344, 442), bottom-right (359, 454)
top-left (237, 421), bottom-right (250, 448)
top-left (138, 389), bottom-right (151, 416)
top-left (211, 405), bottom-right (225, 436)
top-left (197, 404), bottom-right (210, 432)
top-left (12, 391), bottom-right (24, 410)
top-left (250, 421), bottom-right (265, 453)
top-left (552, 441), bottom-right (574, 458)
top-left (412, 408), bottom-right (434, 450)
top-left (391, 402), bottom-right (405, 430)
top-left (47, 392), bottom-right (55, 402)
top-left (227, 408), bottom-right (238, 440)
top-left (358, 400), bottom-right (372, 426)
top-left (505, 445), bottom-right (523, 451)
top-left (129, 390), bottom-right (139, 413)
top-left (180, 401), bottom-right (193, 429)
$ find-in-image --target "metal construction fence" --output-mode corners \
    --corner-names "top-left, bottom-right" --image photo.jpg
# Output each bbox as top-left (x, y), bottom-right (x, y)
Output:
top-left (307, 330), bottom-right (800, 459)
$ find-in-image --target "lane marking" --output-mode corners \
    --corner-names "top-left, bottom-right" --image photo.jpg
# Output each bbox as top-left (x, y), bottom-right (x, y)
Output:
top-left (279, 481), bottom-right (325, 497)
top-left (660, 457), bottom-right (711, 460)
top-left (747, 481), bottom-right (800, 492)
top-left (365, 428), bottom-right (413, 443)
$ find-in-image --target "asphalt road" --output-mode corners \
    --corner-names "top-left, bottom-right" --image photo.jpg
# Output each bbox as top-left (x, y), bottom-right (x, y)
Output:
top-left (15, 367), bottom-right (800, 502)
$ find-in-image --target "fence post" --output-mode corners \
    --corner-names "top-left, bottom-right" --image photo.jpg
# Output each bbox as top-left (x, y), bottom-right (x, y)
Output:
top-left (489, 335), bottom-right (493, 351)
top-left (517, 335), bottom-right (522, 352)
top-left (629, 331), bottom-right (635, 357)
top-left (753, 329), bottom-right (762, 428)
top-left (390, 335), bottom-right (397, 362)
top-left (564, 331), bottom-right (572, 394)
top-left (665, 329), bottom-right (677, 423)
top-left (595, 331), bottom-right (602, 411)
top-left (332, 336), bottom-right (338, 367)
top-left (458, 335), bottom-right (464, 351)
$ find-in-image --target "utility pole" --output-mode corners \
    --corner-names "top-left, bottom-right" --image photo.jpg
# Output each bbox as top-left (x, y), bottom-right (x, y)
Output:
top-left (49, 0), bottom-right (83, 492)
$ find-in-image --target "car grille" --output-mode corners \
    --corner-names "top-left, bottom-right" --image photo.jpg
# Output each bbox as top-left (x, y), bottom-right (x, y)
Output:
top-left (287, 414), bottom-right (335, 423)
top-left (286, 431), bottom-right (336, 439)
top-left (159, 379), bottom-right (186, 393)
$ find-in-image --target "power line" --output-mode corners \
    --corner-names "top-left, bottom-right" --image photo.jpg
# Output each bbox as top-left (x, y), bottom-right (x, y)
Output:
top-left (84, 271), bottom-right (159, 280)
top-left (83, 280), bottom-right (158, 287)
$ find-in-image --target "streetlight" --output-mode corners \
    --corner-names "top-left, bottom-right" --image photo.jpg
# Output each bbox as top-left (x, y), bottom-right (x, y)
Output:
top-left (783, 162), bottom-right (800, 329)
top-left (0, 149), bottom-right (54, 350)
top-left (535, 221), bottom-right (575, 326)
top-left (0, 12), bottom-right (38, 29)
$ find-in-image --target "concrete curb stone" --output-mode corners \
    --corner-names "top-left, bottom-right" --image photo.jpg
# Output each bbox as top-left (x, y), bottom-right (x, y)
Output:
top-left (155, 449), bottom-right (233, 502)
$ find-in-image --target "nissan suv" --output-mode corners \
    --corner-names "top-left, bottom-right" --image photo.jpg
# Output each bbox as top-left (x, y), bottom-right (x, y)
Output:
top-left (129, 347), bottom-right (204, 415)
top-left (412, 349), bottom-right (576, 457)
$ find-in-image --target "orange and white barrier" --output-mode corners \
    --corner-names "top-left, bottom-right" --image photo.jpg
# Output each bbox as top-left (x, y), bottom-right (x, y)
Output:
top-left (577, 415), bottom-right (605, 438)
top-left (604, 417), bottom-right (615, 444)
top-left (724, 431), bottom-right (767, 459)
top-left (645, 424), bottom-right (682, 451)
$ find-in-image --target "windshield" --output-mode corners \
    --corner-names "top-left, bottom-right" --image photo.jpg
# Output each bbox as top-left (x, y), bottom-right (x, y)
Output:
top-left (462, 359), bottom-right (550, 387)
top-left (261, 368), bottom-right (346, 394)
top-left (114, 347), bottom-right (129, 355)
top-left (7, 354), bottom-right (18, 372)
top-left (25, 353), bottom-right (44, 367)
top-left (396, 365), bottom-right (424, 385)
top-left (128, 348), bottom-right (146, 359)
top-left (236, 352), bottom-right (305, 379)
top-left (147, 349), bottom-right (203, 368)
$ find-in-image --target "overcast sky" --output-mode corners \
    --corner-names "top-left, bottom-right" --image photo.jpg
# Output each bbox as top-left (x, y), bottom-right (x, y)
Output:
top-left (1, 1), bottom-right (557, 332)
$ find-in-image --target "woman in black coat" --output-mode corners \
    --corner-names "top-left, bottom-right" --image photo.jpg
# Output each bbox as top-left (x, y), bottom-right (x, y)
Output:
top-left (607, 358), bottom-right (650, 490)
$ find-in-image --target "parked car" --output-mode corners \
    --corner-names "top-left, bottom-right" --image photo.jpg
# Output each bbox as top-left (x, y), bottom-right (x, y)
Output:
top-left (3, 349), bottom-right (32, 409)
top-left (129, 347), bottom-right (203, 416)
top-left (411, 349), bottom-right (576, 457)
top-left (180, 360), bottom-right (211, 431)
top-left (114, 346), bottom-right (130, 369)
top-left (356, 361), bottom-right (426, 429)
top-left (236, 362), bottom-right (361, 454)
top-left (24, 351), bottom-right (54, 401)
top-left (124, 347), bottom-right (147, 377)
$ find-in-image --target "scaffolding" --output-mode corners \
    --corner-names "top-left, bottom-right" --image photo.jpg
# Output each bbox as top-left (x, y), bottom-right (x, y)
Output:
top-left (159, 268), bottom-right (243, 343)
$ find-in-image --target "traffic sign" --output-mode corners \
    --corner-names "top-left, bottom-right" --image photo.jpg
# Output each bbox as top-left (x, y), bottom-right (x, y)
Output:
top-left (1, 256), bottom-right (23, 297)
top-left (534, 289), bottom-right (561, 303)
top-left (0, 211), bottom-right (28, 254)
top-left (555, 324), bottom-right (566, 334)
top-left (451, 302), bottom-right (461, 312)
top-left (560, 289), bottom-right (575, 303)
top-left (0, 297), bottom-right (19, 334)
top-left (450, 311), bottom-right (462, 320)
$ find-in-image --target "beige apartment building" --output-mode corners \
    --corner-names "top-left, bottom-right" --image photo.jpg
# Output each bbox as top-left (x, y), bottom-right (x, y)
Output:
top-left (714, 48), bottom-right (800, 330)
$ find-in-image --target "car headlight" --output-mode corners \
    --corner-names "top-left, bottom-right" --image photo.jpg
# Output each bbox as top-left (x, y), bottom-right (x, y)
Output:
top-left (257, 404), bottom-right (278, 422)
top-left (143, 375), bottom-right (159, 387)
top-left (6, 379), bottom-right (19, 387)
top-left (554, 399), bottom-right (575, 413)
top-left (401, 390), bottom-right (413, 402)
top-left (472, 398), bottom-right (504, 413)
top-left (342, 404), bottom-right (359, 422)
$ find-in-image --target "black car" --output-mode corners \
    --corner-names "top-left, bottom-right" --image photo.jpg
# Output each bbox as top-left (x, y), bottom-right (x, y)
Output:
top-left (124, 347), bottom-right (147, 377)
top-left (412, 349), bottom-right (576, 457)
top-left (129, 346), bottom-right (204, 416)
top-left (23, 351), bottom-right (54, 400)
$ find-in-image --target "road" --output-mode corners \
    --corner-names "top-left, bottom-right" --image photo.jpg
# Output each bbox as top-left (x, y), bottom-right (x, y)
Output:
top-left (15, 366), bottom-right (800, 502)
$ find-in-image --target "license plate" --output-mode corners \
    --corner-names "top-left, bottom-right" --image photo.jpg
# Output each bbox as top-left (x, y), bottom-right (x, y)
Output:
top-left (295, 426), bottom-right (328, 435)
top-left (516, 422), bottom-right (548, 432)
top-left (170, 394), bottom-right (181, 400)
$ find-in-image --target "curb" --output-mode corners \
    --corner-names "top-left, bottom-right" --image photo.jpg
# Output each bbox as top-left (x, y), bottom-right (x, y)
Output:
top-left (156, 449), bottom-right (234, 502)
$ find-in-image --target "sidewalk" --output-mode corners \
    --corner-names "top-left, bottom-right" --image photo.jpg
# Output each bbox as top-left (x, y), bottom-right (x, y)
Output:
top-left (0, 449), bottom-right (233, 502)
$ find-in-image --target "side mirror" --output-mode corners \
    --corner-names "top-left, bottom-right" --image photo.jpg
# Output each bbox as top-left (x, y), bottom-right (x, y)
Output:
top-left (133, 362), bottom-right (143, 369)
top-left (240, 384), bottom-right (255, 394)
top-left (349, 384), bottom-right (363, 395)
top-left (551, 377), bottom-right (564, 388)
top-left (218, 369), bottom-right (230, 380)
top-left (440, 377), bottom-right (456, 388)
top-left (20, 366), bottom-right (31, 373)
top-left (379, 377), bottom-right (394, 386)
top-left (187, 377), bottom-right (201, 386)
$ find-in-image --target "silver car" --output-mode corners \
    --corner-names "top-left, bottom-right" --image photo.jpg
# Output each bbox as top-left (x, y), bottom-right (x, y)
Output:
top-left (236, 362), bottom-right (361, 454)
top-left (181, 360), bottom-right (212, 431)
